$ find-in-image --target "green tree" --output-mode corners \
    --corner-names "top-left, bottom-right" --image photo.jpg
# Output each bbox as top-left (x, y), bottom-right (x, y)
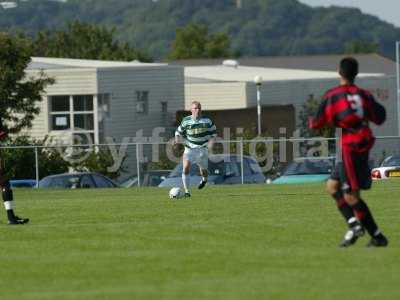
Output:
top-left (32, 21), bottom-right (152, 62)
top-left (147, 144), bottom-right (184, 171)
top-left (298, 94), bottom-right (335, 139)
top-left (169, 23), bottom-right (231, 59)
top-left (344, 40), bottom-right (379, 54)
top-left (2, 136), bottom-right (70, 179)
top-left (1, 0), bottom-right (400, 59)
top-left (205, 32), bottom-right (232, 58)
top-left (0, 33), bottom-right (54, 135)
top-left (298, 94), bottom-right (336, 158)
top-left (227, 126), bottom-right (281, 176)
top-left (71, 147), bottom-right (127, 180)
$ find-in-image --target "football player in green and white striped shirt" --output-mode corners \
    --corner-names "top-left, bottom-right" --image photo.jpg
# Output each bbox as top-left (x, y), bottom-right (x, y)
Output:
top-left (174, 101), bottom-right (217, 197)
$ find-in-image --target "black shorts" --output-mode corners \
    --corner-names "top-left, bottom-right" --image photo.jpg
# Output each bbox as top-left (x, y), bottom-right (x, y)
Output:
top-left (330, 150), bottom-right (371, 193)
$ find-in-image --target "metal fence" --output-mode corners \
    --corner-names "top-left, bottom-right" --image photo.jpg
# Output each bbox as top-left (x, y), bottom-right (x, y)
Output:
top-left (1, 135), bottom-right (400, 187)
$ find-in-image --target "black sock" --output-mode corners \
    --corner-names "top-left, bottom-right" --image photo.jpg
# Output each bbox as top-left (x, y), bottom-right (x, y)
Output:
top-left (6, 209), bottom-right (15, 221)
top-left (2, 183), bottom-right (16, 221)
top-left (332, 191), bottom-right (354, 223)
top-left (351, 199), bottom-right (379, 237)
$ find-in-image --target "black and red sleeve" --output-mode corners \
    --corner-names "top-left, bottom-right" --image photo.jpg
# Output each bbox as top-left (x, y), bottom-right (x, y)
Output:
top-left (364, 91), bottom-right (386, 125)
top-left (309, 98), bottom-right (329, 130)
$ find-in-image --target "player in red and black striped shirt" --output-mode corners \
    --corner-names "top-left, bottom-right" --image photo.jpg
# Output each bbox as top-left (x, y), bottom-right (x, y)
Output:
top-left (309, 57), bottom-right (388, 247)
top-left (0, 118), bottom-right (29, 225)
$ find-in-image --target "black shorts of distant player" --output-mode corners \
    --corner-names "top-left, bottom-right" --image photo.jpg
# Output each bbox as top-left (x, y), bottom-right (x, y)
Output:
top-left (330, 150), bottom-right (372, 193)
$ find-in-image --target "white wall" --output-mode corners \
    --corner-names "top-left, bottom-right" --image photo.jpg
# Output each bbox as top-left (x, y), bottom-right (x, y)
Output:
top-left (23, 68), bottom-right (98, 139)
top-left (97, 66), bottom-right (184, 142)
top-left (185, 82), bottom-right (247, 110)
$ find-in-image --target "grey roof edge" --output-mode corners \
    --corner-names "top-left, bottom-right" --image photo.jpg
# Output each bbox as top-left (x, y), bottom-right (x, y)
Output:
top-left (165, 53), bottom-right (396, 75)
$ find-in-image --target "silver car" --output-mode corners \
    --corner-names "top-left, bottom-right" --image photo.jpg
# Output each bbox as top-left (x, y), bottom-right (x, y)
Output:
top-left (159, 154), bottom-right (266, 188)
top-left (38, 172), bottom-right (118, 188)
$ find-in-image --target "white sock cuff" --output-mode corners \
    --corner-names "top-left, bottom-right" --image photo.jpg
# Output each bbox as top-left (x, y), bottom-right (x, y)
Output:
top-left (4, 201), bottom-right (14, 211)
top-left (348, 217), bottom-right (357, 224)
top-left (373, 229), bottom-right (381, 237)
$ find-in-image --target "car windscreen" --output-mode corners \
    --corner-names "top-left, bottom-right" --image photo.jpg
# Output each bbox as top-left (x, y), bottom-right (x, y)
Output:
top-left (38, 177), bottom-right (52, 188)
top-left (92, 174), bottom-right (116, 188)
top-left (40, 175), bottom-right (80, 188)
top-left (283, 160), bottom-right (333, 176)
top-left (381, 156), bottom-right (400, 167)
top-left (148, 175), bottom-right (164, 186)
top-left (120, 177), bottom-right (138, 188)
top-left (246, 158), bottom-right (263, 174)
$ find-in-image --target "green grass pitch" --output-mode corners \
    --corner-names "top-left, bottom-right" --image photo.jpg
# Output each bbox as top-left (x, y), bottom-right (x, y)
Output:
top-left (0, 181), bottom-right (399, 300)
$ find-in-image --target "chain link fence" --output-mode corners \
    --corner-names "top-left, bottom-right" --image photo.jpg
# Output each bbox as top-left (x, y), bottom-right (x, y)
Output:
top-left (1, 135), bottom-right (399, 187)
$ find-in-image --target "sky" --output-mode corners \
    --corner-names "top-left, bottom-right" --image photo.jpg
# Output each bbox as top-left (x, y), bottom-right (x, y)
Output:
top-left (298, 0), bottom-right (400, 27)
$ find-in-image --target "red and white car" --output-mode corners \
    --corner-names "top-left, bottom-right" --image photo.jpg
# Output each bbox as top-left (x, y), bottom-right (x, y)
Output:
top-left (371, 155), bottom-right (400, 180)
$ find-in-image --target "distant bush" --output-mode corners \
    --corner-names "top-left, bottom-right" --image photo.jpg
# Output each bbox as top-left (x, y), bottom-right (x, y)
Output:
top-left (1, 136), bottom-right (70, 179)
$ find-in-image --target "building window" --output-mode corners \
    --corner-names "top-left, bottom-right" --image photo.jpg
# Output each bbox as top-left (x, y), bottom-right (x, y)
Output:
top-left (136, 91), bottom-right (149, 114)
top-left (98, 94), bottom-right (111, 144)
top-left (72, 95), bottom-right (93, 131)
top-left (74, 114), bottom-right (94, 130)
top-left (51, 96), bottom-right (69, 112)
top-left (49, 95), bottom-right (96, 144)
top-left (51, 114), bottom-right (70, 130)
top-left (73, 95), bottom-right (93, 111)
top-left (49, 96), bottom-right (71, 131)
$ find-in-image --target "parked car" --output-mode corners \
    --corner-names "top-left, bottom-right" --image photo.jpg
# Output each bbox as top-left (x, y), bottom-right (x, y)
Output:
top-left (159, 154), bottom-right (266, 188)
top-left (371, 155), bottom-right (400, 180)
top-left (120, 170), bottom-right (171, 187)
top-left (10, 179), bottom-right (37, 188)
top-left (272, 157), bottom-right (334, 184)
top-left (38, 172), bottom-right (119, 189)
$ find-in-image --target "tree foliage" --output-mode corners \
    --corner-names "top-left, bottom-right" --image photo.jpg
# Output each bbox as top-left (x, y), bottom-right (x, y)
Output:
top-left (71, 147), bottom-right (127, 180)
top-left (2, 136), bottom-right (127, 180)
top-left (0, 32), bottom-right (54, 135)
top-left (1, 136), bottom-right (69, 179)
top-left (298, 94), bottom-right (335, 138)
top-left (1, 0), bottom-right (399, 59)
top-left (32, 21), bottom-right (152, 62)
top-left (344, 40), bottom-right (380, 54)
top-left (169, 23), bottom-right (231, 59)
top-left (298, 95), bottom-right (336, 158)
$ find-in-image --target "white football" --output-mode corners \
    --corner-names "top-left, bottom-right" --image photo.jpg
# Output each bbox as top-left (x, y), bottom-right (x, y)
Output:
top-left (169, 187), bottom-right (182, 199)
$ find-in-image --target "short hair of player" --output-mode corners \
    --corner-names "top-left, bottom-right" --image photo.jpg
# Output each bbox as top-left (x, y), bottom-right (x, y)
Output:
top-left (339, 57), bottom-right (359, 83)
top-left (191, 101), bottom-right (201, 108)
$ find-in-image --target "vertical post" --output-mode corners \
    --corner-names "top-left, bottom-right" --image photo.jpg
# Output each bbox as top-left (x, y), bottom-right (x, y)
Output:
top-left (396, 41), bottom-right (400, 136)
top-left (240, 139), bottom-right (244, 184)
top-left (93, 94), bottom-right (99, 145)
top-left (254, 75), bottom-right (263, 136)
top-left (136, 143), bottom-right (141, 187)
top-left (256, 85), bottom-right (262, 136)
top-left (34, 147), bottom-right (39, 187)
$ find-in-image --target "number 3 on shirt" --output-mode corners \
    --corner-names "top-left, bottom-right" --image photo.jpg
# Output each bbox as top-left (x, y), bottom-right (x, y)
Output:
top-left (347, 94), bottom-right (364, 118)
